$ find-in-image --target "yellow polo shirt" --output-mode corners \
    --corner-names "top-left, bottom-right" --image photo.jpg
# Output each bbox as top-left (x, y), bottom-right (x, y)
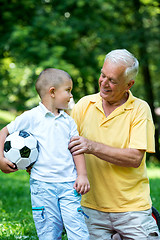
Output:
top-left (71, 91), bottom-right (155, 212)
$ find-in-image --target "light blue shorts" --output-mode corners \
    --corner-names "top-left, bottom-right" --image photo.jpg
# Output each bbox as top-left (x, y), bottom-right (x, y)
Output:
top-left (30, 178), bottom-right (89, 240)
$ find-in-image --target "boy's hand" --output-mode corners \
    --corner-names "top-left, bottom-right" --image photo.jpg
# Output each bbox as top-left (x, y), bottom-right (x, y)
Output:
top-left (73, 175), bottom-right (90, 195)
top-left (0, 157), bottom-right (17, 173)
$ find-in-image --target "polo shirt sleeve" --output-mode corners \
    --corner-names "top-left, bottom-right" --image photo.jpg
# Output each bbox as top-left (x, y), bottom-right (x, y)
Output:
top-left (7, 111), bottom-right (31, 134)
top-left (71, 98), bottom-right (86, 134)
top-left (71, 105), bottom-right (80, 133)
top-left (129, 101), bottom-right (155, 153)
top-left (69, 116), bottom-right (79, 138)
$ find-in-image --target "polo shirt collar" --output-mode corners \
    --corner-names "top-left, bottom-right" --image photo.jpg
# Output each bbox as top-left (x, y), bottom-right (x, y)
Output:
top-left (122, 91), bottom-right (135, 110)
top-left (91, 91), bottom-right (135, 111)
top-left (90, 93), bottom-right (104, 113)
top-left (39, 102), bottom-right (66, 118)
top-left (89, 91), bottom-right (135, 125)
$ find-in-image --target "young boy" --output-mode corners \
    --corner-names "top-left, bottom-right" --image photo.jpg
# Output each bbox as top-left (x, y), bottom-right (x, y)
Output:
top-left (0, 68), bottom-right (90, 240)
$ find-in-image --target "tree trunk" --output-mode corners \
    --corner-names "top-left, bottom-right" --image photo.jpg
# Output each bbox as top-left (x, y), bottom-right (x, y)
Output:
top-left (133, 0), bottom-right (160, 160)
top-left (141, 61), bottom-right (160, 160)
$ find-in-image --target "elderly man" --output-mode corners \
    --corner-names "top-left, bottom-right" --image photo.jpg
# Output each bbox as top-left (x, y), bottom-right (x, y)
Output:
top-left (69, 49), bottom-right (160, 239)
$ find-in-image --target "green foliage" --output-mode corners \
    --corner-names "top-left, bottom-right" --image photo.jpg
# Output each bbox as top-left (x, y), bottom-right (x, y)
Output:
top-left (0, 110), bottom-right (16, 130)
top-left (0, 0), bottom-right (160, 157)
top-left (0, 0), bottom-right (159, 109)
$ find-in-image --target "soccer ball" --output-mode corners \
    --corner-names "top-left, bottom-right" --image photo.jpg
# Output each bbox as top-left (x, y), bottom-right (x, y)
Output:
top-left (4, 130), bottom-right (39, 170)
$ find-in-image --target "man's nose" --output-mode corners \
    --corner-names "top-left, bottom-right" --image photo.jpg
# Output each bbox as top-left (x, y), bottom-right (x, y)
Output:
top-left (101, 78), bottom-right (109, 87)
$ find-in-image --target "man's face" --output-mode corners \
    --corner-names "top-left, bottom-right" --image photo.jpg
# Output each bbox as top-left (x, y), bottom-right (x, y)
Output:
top-left (99, 59), bottom-right (132, 105)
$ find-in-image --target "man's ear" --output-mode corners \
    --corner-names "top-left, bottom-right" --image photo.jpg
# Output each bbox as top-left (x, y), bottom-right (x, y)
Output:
top-left (127, 80), bottom-right (135, 90)
top-left (49, 87), bottom-right (55, 97)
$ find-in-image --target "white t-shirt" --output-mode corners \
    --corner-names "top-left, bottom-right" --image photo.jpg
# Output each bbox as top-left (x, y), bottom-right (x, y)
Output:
top-left (7, 103), bottom-right (78, 182)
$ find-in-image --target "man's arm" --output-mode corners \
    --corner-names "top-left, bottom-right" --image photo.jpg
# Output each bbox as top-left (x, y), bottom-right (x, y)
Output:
top-left (69, 136), bottom-right (145, 168)
top-left (0, 126), bottom-right (17, 173)
top-left (73, 153), bottom-right (90, 195)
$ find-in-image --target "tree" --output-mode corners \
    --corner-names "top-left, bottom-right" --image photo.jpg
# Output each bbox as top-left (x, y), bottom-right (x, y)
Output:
top-left (0, 0), bottom-right (159, 158)
top-left (132, 0), bottom-right (160, 158)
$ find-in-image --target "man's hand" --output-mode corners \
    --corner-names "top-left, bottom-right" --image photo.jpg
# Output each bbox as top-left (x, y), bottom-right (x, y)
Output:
top-left (0, 157), bottom-right (17, 173)
top-left (73, 175), bottom-right (90, 195)
top-left (68, 136), bottom-right (92, 155)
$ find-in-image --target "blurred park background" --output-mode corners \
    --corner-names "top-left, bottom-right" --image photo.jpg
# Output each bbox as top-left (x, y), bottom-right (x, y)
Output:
top-left (0, 0), bottom-right (160, 239)
top-left (0, 0), bottom-right (160, 159)
top-left (0, 0), bottom-right (160, 158)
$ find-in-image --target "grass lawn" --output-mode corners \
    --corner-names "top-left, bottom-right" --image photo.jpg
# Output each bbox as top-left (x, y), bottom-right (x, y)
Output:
top-left (0, 165), bottom-right (159, 239)
top-left (0, 171), bottom-right (67, 240)
top-left (0, 171), bottom-right (37, 240)
top-left (147, 163), bottom-right (160, 212)
top-left (0, 110), bottom-right (160, 239)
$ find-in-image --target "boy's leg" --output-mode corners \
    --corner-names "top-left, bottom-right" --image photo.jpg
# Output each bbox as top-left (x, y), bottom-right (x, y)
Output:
top-left (59, 181), bottom-right (90, 240)
top-left (30, 178), bottom-right (63, 240)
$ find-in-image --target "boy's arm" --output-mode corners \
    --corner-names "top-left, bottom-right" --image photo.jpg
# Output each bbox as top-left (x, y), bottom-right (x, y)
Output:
top-left (0, 126), bottom-right (17, 173)
top-left (73, 154), bottom-right (90, 195)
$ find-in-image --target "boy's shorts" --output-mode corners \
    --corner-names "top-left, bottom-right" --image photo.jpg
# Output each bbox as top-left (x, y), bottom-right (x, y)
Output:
top-left (83, 206), bottom-right (160, 240)
top-left (30, 178), bottom-right (89, 240)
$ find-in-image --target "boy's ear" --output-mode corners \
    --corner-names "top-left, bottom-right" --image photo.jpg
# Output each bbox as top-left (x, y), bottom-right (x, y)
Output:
top-left (49, 87), bottom-right (55, 97)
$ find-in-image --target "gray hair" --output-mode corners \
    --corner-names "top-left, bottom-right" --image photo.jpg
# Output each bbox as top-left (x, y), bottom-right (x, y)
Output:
top-left (105, 49), bottom-right (139, 82)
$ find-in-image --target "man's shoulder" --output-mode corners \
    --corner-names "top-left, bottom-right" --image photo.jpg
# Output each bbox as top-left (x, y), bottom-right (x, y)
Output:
top-left (131, 95), bottom-right (153, 120)
top-left (133, 95), bottom-right (150, 110)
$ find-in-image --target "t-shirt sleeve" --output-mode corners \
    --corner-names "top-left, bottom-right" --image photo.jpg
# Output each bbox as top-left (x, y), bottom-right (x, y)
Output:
top-left (129, 102), bottom-right (155, 153)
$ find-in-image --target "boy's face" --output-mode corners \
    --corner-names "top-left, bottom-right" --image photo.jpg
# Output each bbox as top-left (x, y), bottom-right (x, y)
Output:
top-left (54, 79), bottom-right (73, 110)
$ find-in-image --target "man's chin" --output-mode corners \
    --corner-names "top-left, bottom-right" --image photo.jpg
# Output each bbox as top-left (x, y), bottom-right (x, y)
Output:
top-left (100, 91), bottom-right (109, 99)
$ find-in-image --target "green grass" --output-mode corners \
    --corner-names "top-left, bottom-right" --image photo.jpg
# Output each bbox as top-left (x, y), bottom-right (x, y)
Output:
top-left (0, 110), bottom-right (160, 238)
top-left (147, 163), bottom-right (160, 212)
top-left (0, 171), bottom-right (37, 239)
top-left (0, 165), bottom-right (160, 239)
top-left (0, 170), bottom-right (68, 240)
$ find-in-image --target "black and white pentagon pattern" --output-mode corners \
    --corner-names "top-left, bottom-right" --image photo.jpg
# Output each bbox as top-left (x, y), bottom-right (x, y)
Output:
top-left (4, 131), bottom-right (38, 170)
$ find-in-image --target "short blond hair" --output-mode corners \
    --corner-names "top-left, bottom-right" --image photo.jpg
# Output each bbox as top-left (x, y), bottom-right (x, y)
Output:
top-left (36, 68), bottom-right (71, 99)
